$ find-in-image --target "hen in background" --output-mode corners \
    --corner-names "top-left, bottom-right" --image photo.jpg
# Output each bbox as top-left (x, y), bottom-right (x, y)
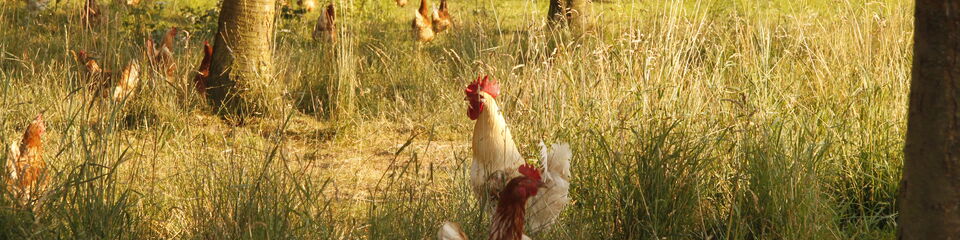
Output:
top-left (145, 27), bottom-right (179, 84)
top-left (193, 41), bottom-right (214, 97)
top-left (431, 0), bottom-right (452, 33)
top-left (6, 114), bottom-right (49, 205)
top-left (412, 0), bottom-right (435, 42)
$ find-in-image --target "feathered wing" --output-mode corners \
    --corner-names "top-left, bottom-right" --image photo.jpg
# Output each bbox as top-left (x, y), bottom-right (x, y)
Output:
top-left (525, 142), bottom-right (572, 233)
top-left (438, 221), bottom-right (468, 240)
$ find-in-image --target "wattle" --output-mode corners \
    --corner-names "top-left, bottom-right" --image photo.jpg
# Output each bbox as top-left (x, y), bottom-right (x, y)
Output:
top-left (468, 101), bottom-right (483, 120)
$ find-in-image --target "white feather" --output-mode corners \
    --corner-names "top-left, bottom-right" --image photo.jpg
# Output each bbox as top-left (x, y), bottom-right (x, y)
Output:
top-left (438, 221), bottom-right (467, 240)
top-left (526, 142), bottom-right (572, 232)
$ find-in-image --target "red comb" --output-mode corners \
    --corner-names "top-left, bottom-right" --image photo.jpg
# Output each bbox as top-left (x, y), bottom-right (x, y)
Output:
top-left (518, 164), bottom-right (541, 181)
top-left (465, 75), bottom-right (500, 98)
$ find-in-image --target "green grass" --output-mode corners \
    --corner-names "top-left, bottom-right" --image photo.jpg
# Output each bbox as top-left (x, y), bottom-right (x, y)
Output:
top-left (0, 0), bottom-right (908, 238)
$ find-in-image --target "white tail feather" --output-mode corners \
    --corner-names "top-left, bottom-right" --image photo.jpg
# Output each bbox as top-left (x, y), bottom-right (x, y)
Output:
top-left (438, 221), bottom-right (468, 240)
top-left (526, 142), bottom-right (572, 232)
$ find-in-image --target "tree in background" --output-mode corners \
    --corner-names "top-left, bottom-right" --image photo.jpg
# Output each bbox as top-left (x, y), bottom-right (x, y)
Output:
top-left (548, 0), bottom-right (590, 33)
top-left (206, 0), bottom-right (283, 117)
top-left (897, 0), bottom-right (960, 238)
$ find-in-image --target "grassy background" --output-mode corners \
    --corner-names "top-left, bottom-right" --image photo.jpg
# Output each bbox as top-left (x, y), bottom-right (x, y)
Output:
top-left (0, 0), bottom-right (909, 238)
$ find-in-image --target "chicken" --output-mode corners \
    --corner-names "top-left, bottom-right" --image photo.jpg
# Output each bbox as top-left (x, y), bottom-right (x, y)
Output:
top-left (74, 50), bottom-right (112, 93)
top-left (431, 0), bottom-right (452, 33)
top-left (312, 4), bottom-right (337, 43)
top-left (396, 0), bottom-right (407, 7)
top-left (439, 164), bottom-right (543, 240)
top-left (193, 41), bottom-right (214, 97)
top-left (145, 28), bottom-right (179, 84)
top-left (111, 60), bottom-right (141, 102)
top-left (412, 0), bottom-right (435, 42)
top-left (465, 75), bottom-right (572, 233)
top-left (5, 114), bottom-right (48, 204)
top-left (76, 50), bottom-right (103, 76)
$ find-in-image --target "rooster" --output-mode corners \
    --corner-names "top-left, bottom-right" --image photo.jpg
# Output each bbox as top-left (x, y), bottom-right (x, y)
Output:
top-left (193, 41), bottom-right (214, 97)
top-left (431, 0), bottom-right (452, 33)
top-left (438, 164), bottom-right (543, 240)
top-left (412, 0), bottom-right (435, 42)
top-left (5, 114), bottom-right (48, 204)
top-left (465, 75), bottom-right (572, 233)
top-left (111, 60), bottom-right (140, 102)
top-left (312, 4), bottom-right (337, 43)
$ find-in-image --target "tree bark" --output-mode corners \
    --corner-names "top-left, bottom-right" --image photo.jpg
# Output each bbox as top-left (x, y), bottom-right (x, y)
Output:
top-left (207, 0), bottom-right (282, 117)
top-left (898, 0), bottom-right (960, 239)
top-left (548, 0), bottom-right (565, 23)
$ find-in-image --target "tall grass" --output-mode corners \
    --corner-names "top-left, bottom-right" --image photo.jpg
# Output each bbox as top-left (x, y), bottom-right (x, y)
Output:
top-left (1, 0), bottom-right (907, 239)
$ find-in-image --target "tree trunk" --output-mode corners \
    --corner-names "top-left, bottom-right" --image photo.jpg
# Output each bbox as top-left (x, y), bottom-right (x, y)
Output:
top-left (548, 0), bottom-right (565, 23)
top-left (897, 0), bottom-right (960, 239)
top-left (566, 0), bottom-right (589, 32)
top-left (207, 0), bottom-right (281, 117)
top-left (547, 0), bottom-right (589, 32)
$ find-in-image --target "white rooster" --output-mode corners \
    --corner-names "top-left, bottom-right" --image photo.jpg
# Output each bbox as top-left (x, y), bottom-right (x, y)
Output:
top-left (464, 75), bottom-right (572, 233)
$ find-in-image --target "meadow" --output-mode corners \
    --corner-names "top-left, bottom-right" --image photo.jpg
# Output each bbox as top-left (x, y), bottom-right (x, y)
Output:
top-left (0, 0), bottom-right (909, 239)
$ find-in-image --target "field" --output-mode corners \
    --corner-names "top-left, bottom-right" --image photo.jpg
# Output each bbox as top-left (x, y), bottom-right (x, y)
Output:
top-left (0, 0), bottom-right (910, 239)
